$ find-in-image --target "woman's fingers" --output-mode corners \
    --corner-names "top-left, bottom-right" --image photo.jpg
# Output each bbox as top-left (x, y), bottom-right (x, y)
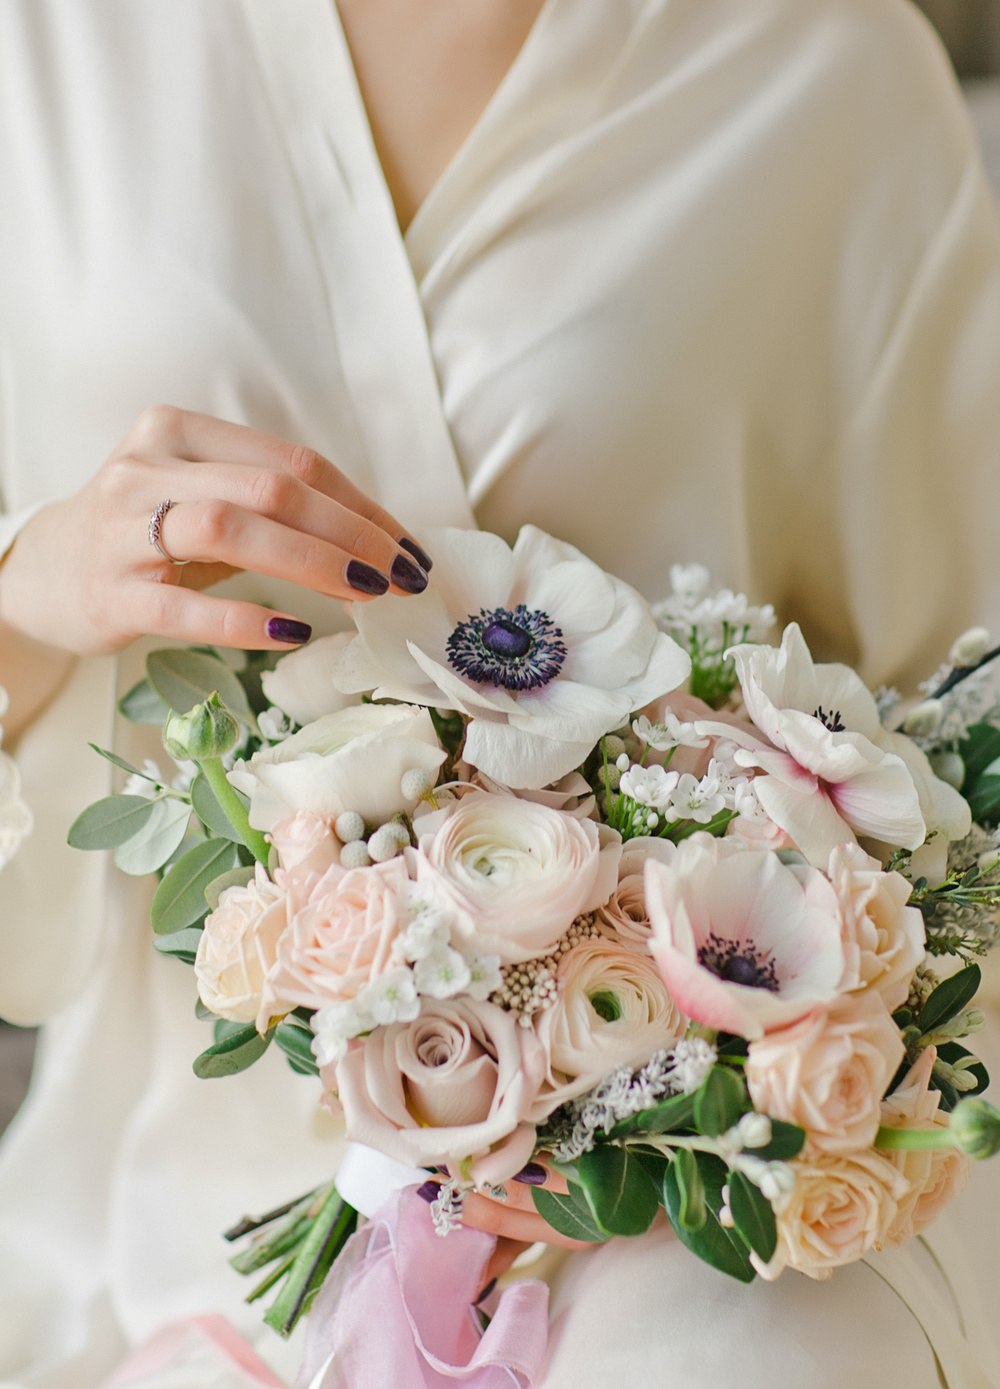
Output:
top-left (461, 1191), bottom-right (592, 1250)
top-left (137, 583), bottom-right (313, 650)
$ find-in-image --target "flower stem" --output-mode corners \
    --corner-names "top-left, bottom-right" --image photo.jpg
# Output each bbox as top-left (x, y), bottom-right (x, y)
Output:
top-left (263, 1185), bottom-right (358, 1338)
top-left (874, 1126), bottom-right (956, 1152)
top-left (199, 756), bottom-right (270, 864)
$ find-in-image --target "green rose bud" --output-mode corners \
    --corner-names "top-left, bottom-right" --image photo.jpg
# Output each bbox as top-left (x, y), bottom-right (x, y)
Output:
top-left (949, 1098), bottom-right (1000, 1160)
top-left (163, 692), bottom-right (240, 761)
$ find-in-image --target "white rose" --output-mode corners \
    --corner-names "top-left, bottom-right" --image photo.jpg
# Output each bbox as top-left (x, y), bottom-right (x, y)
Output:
top-left (227, 704), bottom-right (446, 831)
top-left (194, 865), bottom-right (290, 1028)
top-left (260, 633), bottom-right (361, 727)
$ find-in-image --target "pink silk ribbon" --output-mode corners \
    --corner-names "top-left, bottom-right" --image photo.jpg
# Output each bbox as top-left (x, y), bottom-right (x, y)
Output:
top-left (295, 1187), bottom-right (550, 1389)
top-left (103, 1313), bottom-right (286, 1387)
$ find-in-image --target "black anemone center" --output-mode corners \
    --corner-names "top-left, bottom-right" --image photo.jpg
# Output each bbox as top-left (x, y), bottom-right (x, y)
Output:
top-left (813, 705), bottom-right (846, 733)
top-left (698, 933), bottom-right (780, 992)
top-left (446, 604), bottom-right (567, 692)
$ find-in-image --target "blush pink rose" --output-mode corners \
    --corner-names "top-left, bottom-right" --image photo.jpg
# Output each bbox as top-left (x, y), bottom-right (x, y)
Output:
top-left (265, 857), bottom-right (411, 1013)
top-left (269, 811), bottom-right (340, 876)
top-left (827, 843), bottom-right (925, 1010)
top-left (332, 997), bottom-right (547, 1185)
top-left (194, 864), bottom-right (290, 1031)
top-left (746, 991), bottom-right (904, 1154)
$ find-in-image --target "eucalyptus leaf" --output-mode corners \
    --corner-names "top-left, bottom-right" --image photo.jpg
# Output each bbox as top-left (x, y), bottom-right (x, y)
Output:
top-left (663, 1156), bottom-right (755, 1283)
top-left (215, 1017), bottom-right (251, 1044)
top-left (694, 1066), bottom-right (747, 1137)
top-left (195, 998), bottom-right (216, 1021)
top-left (275, 1021), bottom-right (319, 1077)
top-left (88, 743), bottom-right (159, 783)
top-left (576, 1145), bottom-right (660, 1237)
top-left (119, 678), bottom-right (172, 726)
top-left (147, 648), bottom-right (255, 728)
top-left (151, 839), bottom-right (242, 935)
top-left (193, 1023), bottom-right (274, 1079)
top-left (918, 965), bottom-right (982, 1036)
top-left (532, 1186), bottom-right (609, 1244)
top-left (727, 1170), bottom-right (777, 1262)
top-left (153, 926), bottom-right (205, 965)
top-left (672, 1148), bottom-right (707, 1232)
top-left (205, 865), bottom-right (257, 911)
top-left (191, 773), bottom-right (245, 842)
top-left (114, 796), bottom-right (192, 876)
top-left (752, 1119), bottom-right (806, 1162)
top-left (68, 795), bottom-right (156, 851)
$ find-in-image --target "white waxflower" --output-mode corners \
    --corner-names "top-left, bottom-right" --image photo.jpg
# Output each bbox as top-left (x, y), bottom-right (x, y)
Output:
top-left (619, 764), bottom-right (680, 812)
top-left (732, 779), bottom-right (769, 823)
top-left (258, 706), bottom-right (294, 742)
top-left (632, 712), bottom-right (709, 753)
top-left (396, 910), bottom-right (452, 962)
top-left (463, 951), bottom-right (504, 1001)
top-left (413, 945), bottom-right (472, 999)
top-left (652, 566), bottom-right (775, 648)
top-left (311, 999), bottom-right (372, 1067)
top-left (356, 966), bottom-right (421, 1026)
top-left (668, 771), bottom-right (726, 824)
top-left (122, 759), bottom-right (165, 799)
top-left (327, 525), bottom-right (690, 789)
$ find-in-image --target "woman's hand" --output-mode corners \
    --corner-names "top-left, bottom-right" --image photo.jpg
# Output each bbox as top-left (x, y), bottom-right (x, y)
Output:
top-left (459, 1162), bottom-right (595, 1289)
top-left (0, 405), bottom-right (434, 659)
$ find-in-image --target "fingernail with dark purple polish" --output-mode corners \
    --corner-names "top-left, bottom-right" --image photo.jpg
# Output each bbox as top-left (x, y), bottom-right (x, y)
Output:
top-left (390, 553), bottom-right (429, 594)
top-left (267, 617), bottom-right (312, 645)
top-left (346, 559), bottom-right (390, 596)
top-left (475, 1278), bottom-right (497, 1306)
top-left (399, 537), bottom-right (433, 572)
top-left (416, 1179), bottom-right (442, 1204)
top-left (512, 1162), bottom-right (548, 1186)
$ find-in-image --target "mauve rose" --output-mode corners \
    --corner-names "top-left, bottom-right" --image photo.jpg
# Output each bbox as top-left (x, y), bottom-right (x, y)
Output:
top-left (269, 811), bottom-right (339, 876)
top-left (415, 792), bottom-right (621, 963)
top-left (757, 1151), bottom-right (908, 1281)
top-left (746, 991), bottom-right (904, 1155)
top-left (827, 843), bottom-right (925, 1011)
top-left (194, 865), bottom-right (290, 1030)
top-left (333, 997), bottom-right (546, 1185)
top-left (596, 840), bottom-right (675, 946)
top-left (265, 857), bottom-right (411, 1012)
top-left (531, 938), bottom-right (685, 1118)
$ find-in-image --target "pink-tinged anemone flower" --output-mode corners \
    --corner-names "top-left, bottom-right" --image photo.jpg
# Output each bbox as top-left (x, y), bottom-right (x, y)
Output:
top-left (644, 835), bottom-right (847, 1039)
top-left (694, 624), bottom-right (949, 867)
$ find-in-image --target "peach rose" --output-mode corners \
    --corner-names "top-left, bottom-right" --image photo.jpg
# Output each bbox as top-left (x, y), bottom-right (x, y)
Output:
top-left (531, 938), bottom-right (685, 1118)
top-left (880, 1049), bottom-right (971, 1248)
top-left (265, 856), bottom-right (411, 1013)
top-left (269, 811), bottom-right (339, 876)
top-left (194, 864), bottom-right (290, 1029)
top-left (597, 840), bottom-right (677, 945)
top-left (746, 991), bottom-right (904, 1154)
top-left (333, 997), bottom-right (547, 1185)
top-left (827, 843), bottom-right (925, 1010)
top-left (758, 1151), bottom-right (908, 1281)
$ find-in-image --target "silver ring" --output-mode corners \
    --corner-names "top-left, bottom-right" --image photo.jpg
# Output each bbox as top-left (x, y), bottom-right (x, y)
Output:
top-left (148, 499), bottom-right (190, 566)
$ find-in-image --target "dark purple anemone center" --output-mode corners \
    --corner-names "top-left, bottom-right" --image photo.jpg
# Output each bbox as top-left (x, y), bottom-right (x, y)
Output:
top-left (446, 604), bottom-right (567, 692)
top-left (698, 933), bottom-right (780, 992)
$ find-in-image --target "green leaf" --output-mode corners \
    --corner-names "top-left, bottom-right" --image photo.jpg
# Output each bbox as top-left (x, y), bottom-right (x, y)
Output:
top-left (752, 1119), bottom-right (806, 1162)
top-left (959, 724), bottom-right (1000, 790)
top-left (694, 1066), bottom-right (748, 1137)
top-left (662, 1155), bottom-right (755, 1283)
top-left (936, 1041), bottom-right (990, 1097)
top-left (727, 1170), bottom-right (777, 1262)
top-left (119, 678), bottom-right (172, 725)
top-left (532, 1186), bottom-right (609, 1244)
top-left (147, 648), bottom-right (255, 728)
top-left (205, 865), bottom-right (257, 911)
top-left (613, 1090), bottom-right (697, 1137)
top-left (673, 1148), bottom-right (707, 1232)
top-left (576, 1145), bottom-right (661, 1237)
top-left (191, 772), bottom-right (245, 842)
top-left (87, 743), bottom-right (160, 783)
top-left (68, 795), bottom-right (156, 850)
top-left (114, 796), bottom-right (192, 875)
top-left (195, 997), bottom-right (216, 1021)
top-left (193, 1023), bottom-right (274, 1079)
top-left (153, 926), bottom-right (205, 965)
top-left (966, 776), bottom-right (1000, 825)
top-left (275, 1021), bottom-right (319, 1077)
top-left (918, 965), bottom-right (982, 1035)
top-left (151, 839), bottom-right (242, 934)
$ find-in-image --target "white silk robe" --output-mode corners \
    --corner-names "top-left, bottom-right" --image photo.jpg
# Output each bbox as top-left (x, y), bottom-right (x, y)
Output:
top-left (1, 1), bottom-right (999, 1385)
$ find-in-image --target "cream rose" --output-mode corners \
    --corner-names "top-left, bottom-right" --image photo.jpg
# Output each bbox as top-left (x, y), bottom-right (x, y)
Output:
top-left (530, 938), bottom-right (685, 1118)
top-left (415, 792), bottom-right (621, 963)
top-left (759, 1151), bottom-right (908, 1281)
top-left (194, 864), bottom-right (290, 1029)
top-left (746, 991), bottom-right (904, 1155)
top-left (228, 704), bottom-right (446, 831)
top-left (265, 856), bottom-right (411, 1013)
top-left (827, 843), bottom-right (925, 1010)
top-left (269, 812), bottom-right (340, 876)
top-left (260, 632), bottom-right (360, 727)
top-left (333, 997), bottom-right (546, 1185)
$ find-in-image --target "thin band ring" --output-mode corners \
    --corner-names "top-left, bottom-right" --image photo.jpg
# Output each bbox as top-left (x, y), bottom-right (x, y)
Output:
top-left (148, 499), bottom-right (191, 566)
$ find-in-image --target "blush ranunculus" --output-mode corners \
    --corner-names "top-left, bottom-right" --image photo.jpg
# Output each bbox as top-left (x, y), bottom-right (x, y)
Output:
top-left (415, 792), bottom-right (621, 963)
top-left (746, 991), bottom-right (904, 1154)
top-left (645, 835), bottom-right (846, 1039)
top-left (332, 997), bottom-right (546, 1185)
top-left (530, 938), bottom-right (685, 1118)
top-left (827, 843), bottom-right (925, 1010)
top-left (194, 864), bottom-right (290, 1030)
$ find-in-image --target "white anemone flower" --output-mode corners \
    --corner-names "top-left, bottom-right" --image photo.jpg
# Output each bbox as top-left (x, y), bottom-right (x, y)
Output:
top-left (695, 624), bottom-right (967, 866)
top-left (329, 526), bottom-right (690, 789)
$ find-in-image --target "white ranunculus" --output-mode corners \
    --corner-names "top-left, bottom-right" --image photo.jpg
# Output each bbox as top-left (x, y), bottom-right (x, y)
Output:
top-left (696, 624), bottom-right (933, 865)
top-left (328, 526), bottom-right (690, 789)
top-left (227, 704), bottom-right (446, 831)
top-left (414, 791), bottom-right (622, 963)
top-left (260, 633), bottom-right (361, 727)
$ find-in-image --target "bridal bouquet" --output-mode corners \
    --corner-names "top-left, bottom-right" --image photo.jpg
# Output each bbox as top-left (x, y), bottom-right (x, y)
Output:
top-left (71, 527), bottom-right (1000, 1372)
